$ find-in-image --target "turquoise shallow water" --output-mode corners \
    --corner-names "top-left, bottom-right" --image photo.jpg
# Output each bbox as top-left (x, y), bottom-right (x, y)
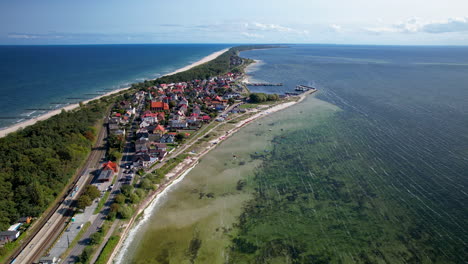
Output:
top-left (0, 44), bottom-right (229, 128)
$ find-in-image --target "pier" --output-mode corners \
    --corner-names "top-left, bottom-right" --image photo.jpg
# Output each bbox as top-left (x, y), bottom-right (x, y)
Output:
top-left (295, 85), bottom-right (316, 91)
top-left (245, 82), bottom-right (283, 86)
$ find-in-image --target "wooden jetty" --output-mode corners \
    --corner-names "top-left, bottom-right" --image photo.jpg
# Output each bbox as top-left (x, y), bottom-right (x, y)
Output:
top-left (245, 82), bottom-right (283, 86)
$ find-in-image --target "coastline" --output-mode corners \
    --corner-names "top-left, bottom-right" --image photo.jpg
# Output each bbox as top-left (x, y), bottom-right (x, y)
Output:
top-left (241, 59), bottom-right (262, 84)
top-left (110, 89), bottom-right (316, 263)
top-left (0, 48), bottom-right (229, 139)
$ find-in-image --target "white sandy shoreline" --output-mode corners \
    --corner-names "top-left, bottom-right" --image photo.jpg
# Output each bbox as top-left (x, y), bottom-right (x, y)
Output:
top-left (0, 48), bottom-right (229, 138)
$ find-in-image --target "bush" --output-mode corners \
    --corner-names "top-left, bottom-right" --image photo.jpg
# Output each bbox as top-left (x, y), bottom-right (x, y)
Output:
top-left (115, 194), bottom-right (126, 204)
top-left (76, 195), bottom-right (92, 210)
top-left (83, 185), bottom-right (100, 200)
top-left (249, 93), bottom-right (280, 103)
top-left (118, 204), bottom-right (133, 219)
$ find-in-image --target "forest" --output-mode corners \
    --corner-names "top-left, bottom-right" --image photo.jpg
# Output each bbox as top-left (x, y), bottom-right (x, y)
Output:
top-left (130, 45), bottom-right (281, 90)
top-left (0, 98), bottom-right (111, 230)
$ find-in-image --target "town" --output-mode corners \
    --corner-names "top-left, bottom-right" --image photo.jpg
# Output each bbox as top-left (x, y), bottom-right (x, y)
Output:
top-left (2, 45), bottom-right (312, 264)
top-left (3, 50), bottom-right (274, 264)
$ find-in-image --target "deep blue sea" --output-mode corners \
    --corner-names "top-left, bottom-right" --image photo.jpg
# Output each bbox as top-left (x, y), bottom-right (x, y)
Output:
top-left (0, 44), bottom-right (230, 128)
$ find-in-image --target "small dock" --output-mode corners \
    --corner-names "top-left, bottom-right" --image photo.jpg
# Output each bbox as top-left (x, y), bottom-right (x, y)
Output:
top-left (245, 82), bottom-right (283, 86)
top-left (285, 85), bottom-right (318, 97)
top-left (295, 85), bottom-right (316, 91)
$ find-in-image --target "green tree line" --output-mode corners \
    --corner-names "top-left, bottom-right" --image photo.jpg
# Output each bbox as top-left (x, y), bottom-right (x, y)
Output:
top-left (130, 45), bottom-right (281, 90)
top-left (0, 100), bottom-right (109, 230)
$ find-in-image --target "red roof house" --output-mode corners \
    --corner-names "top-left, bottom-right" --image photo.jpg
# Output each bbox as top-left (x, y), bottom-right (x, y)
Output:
top-left (102, 161), bottom-right (118, 172)
top-left (151, 101), bottom-right (169, 111)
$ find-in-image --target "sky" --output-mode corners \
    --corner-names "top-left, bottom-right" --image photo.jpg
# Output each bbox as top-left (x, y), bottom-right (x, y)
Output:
top-left (1, 0), bottom-right (468, 45)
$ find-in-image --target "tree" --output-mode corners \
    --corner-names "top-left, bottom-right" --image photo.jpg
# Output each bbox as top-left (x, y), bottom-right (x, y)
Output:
top-left (90, 231), bottom-right (102, 245)
top-left (249, 93), bottom-right (267, 103)
top-left (135, 188), bottom-right (146, 198)
top-left (84, 185), bottom-right (100, 201)
top-left (118, 204), bottom-right (133, 219)
top-left (121, 184), bottom-right (134, 197)
top-left (169, 100), bottom-right (177, 108)
top-left (76, 195), bottom-right (92, 210)
top-left (130, 193), bottom-right (140, 204)
top-left (79, 246), bottom-right (94, 263)
top-left (228, 98), bottom-right (235, 105)
top-left (175, 133), bottom-right (186, 143)
top-left (115, 194), bottom-right (126, 204)
top-left (108, 149), bottom-right (122, 162)
top-left (140, 178), bottom-right (152, 190)
top-left (110, 202), bottom-right (120, 213)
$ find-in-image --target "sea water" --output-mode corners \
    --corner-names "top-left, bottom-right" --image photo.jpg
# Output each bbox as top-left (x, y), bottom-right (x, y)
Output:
top-left (0, 44), bottom-right (229, 129)
top-left (121, 45), bottom-right (468, 263)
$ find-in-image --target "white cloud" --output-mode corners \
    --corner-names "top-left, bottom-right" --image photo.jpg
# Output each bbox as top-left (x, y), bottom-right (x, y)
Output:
top-left (366, 17), bottom-right (468, 34)
top-left (241, 32), bottom-right (264, 38)
top-left (8, 34), bottom-right (39, 39)
top-left (423, 17), bottom-right (468, 33)
top-left (245, 22), bottom-right (308, 35)
top-left (329, 24), bottom-right (342, 32)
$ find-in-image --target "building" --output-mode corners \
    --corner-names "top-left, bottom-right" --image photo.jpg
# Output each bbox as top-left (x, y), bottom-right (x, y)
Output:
top-left (18, 216), bottom-right (32, 224)
top-left (170, 119), bottom-right (188, 129)
top-left (151, 101), bottom-right (169, 111)
top-left (132, 153), bottom-right (153, 168)
top-left (0, 231), bottom-right (20, 244)
top-left (38, 256), bottom-right (59, 264)
top-left (97, 170), bottom-right (113, 183)
top-left (97, 161), bottom-right (118, 182)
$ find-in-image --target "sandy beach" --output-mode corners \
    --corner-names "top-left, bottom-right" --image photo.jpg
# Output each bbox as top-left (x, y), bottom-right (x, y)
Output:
top-left (0, 48), bottom-right (229, 138)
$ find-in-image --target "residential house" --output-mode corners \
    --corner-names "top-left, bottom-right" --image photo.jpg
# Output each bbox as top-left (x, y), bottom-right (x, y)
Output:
top-left (0, 231), bottom-right (20, 244)
top-left (153, 124), bottom-right (166, 135)
top-left (142, 112), bottom-right (158, 124)
top-left (139, 120), bottom-right (150, 128)
top-left (170, 119), bottom-right (188, 129)
top-left (160, 134), bottom-right (175, 144)
top-left (18, 217), bottom-right (32, 224)
top-left (135, 138), bottom-right (149, 153)
top-left (201, 115), bottom-right (211, 122)
top-left (151, 101), bottom-right (169, 111)
top-left (132, 153), bottom-right (154, 168)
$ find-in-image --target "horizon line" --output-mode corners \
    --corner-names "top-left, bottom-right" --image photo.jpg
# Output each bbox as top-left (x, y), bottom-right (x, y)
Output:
top-left (1, 43), bottom-right (467, 47)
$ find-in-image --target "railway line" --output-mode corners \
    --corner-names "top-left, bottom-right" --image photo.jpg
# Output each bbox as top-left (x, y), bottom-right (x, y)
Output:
top-left (8, 118), bottom-right (108, 264)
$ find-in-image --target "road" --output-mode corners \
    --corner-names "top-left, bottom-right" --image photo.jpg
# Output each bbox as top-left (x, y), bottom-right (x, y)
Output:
top-left (61, 99), bottom-right (143, 263)
top-left (9, 118), bottom-right (109, 264)
top-left (62, 101), bottom-right (238, 263)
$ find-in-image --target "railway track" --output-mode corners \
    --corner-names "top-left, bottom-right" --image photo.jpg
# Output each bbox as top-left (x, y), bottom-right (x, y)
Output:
top-left (8, 119), bottom-right (108, 264)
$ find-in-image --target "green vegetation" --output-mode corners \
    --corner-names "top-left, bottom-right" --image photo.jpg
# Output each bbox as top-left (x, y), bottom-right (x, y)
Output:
top-left (228, 113), bottom-right (460, 264)
top-left (94, 191), bottom-right (110, 214)
top-left (76, 221), bottom-right (112, 264)
top-left (76, 185), bottom-right (100, 210)
top-left (239, 104), bottom-right (259, 109)
top-left (130, 45), bottom-right (279, 90)
top-left (249, 93), bottom-right (280, 103)
top-left (0, 231), bottom-right (27, 263)
top-left (0, 99), bottom-right (110, 231)
top-left (94, 235), bottom-right (120, 264)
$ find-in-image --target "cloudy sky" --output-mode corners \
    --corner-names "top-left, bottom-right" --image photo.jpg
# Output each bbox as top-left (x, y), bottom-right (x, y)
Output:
top-left (1, 0), bottom-right (467, 45)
